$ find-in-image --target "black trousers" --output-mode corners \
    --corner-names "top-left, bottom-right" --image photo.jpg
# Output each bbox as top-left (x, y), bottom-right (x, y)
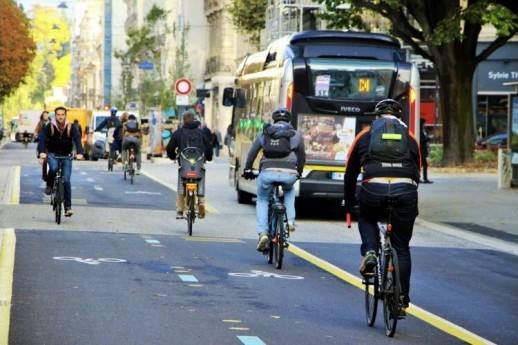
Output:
top-left (358, 182), bottom-right (418, 305)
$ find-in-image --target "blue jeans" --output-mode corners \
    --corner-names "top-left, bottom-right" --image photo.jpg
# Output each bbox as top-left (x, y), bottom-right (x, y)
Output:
top-left (358, 182), bottom-right (418, 305)
top-left (256, 170), bottom-right (298, 234)
top-left (47, 153), bottom-right (74, 209)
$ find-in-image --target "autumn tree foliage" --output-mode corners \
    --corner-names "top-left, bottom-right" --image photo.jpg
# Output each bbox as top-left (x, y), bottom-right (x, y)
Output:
top-left (0, 0), bottom-right (36, 101)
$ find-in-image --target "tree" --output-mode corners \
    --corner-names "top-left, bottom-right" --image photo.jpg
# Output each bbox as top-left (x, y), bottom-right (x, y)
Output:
top-left (0, 0), bottom-right (36, 101)
top-left (115, 5), bottom-right (172, 114)
top-left (316, 0), bottom-right (518, 165)
top-left (228, 0), bottom-right (267, 49)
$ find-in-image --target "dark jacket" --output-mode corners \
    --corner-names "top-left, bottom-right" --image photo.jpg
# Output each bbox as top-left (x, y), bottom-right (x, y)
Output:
top-left (166, 120), bottom-right (213, 161)
top-left (37, 119), bottom-right (84, 156)
top-left (94, 114), bottom-right (120, 132)
top-left (244, 121), bottom-right (306, 175)
top-left (343, 120), bottom-right (421, 210)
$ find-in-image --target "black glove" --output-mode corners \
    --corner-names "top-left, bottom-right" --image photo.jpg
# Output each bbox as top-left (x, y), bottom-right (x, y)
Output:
top-left (242, 169), bottom-right (256, 180)
top-left (342, 199), bottom-right (353, 214)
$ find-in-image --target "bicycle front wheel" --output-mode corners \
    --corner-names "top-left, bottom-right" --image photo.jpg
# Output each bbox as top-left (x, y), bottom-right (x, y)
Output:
top-left (55, 179), bottom-right (64, 224)
top-left (382, 247), bottom-right (400, 337)
top-left (365, 259), bottom-right (379, 327)
top-left (273, 212), bottom-right (284, 269)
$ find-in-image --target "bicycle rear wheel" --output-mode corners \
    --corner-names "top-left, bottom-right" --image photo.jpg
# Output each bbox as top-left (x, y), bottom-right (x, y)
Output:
top-left (55, 179), bottom-right (63, 224)
top-left (365, 258), bottom-right (379, 327)
top-left (382, 247), bottom-right (400, 337)
top-left (108, 156), bottom-right (113, 171)
top-left (273, 213), bottom-right (284, 269)
top-left (186, 193), bottom-right (194, 236)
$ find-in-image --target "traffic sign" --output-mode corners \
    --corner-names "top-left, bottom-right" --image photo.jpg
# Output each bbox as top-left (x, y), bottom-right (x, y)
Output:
top-left (175, 78), bottom-right (192, 95)
top-left (138, 60), bottom-right (154, 70)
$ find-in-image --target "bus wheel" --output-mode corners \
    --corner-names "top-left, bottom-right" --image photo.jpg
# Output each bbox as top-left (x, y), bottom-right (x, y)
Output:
top-left (237, 189), bottom-right (253, 204)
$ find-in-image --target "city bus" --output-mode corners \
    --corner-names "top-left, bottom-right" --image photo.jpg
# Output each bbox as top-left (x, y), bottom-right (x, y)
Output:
top-left (222, 30), bottom-right (420, 204)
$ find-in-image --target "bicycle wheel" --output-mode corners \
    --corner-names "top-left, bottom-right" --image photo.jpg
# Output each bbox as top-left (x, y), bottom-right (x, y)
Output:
top-left (273, 212), bottom-right (284, 269)
top-left (108, 156), bottom-right (113, 171)
top-left (55, 179), bottom-right (63, 224)
top-left (123, 162), bottom-right (127, 180)
top-left (364, 257), bottom-right (379, 327)
top-left (266, 211), bottom-right (274, 264)
top-left (130, 167), bottom-right (134, 184)
top-left (186, 193), bottom-right (194, 236)
top-left (382, 247), bottom-right (400, 337)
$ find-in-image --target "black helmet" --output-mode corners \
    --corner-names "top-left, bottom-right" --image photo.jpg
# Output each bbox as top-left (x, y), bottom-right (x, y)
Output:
top-left (272, 108), bottom-right (291, 122)
top-left (373, 99), bottom-right (402, 116)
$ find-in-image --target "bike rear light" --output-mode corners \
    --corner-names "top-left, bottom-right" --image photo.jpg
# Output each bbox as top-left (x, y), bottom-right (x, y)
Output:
top-left (186, 171), bottom-right (197, 178)
top-left (186, 183), bottom-right (197, 192)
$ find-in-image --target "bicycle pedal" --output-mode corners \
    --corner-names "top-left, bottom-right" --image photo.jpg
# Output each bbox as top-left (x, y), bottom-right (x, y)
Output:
top-left (283, 241), bottom-right (289, 248)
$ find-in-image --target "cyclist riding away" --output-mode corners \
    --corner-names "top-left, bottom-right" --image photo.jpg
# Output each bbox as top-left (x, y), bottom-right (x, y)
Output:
top-left (122, 114), bottom-right (143, 174)
top-left (343, 99), bottom-right (420, 317)
top-left (37, 106), bottom-right (84, 217)
top-left (94, 106), bottom-right (120, 160)
top-left (243, 108), bottom-right (306, 252)
top-left (166, 111), bottom-right (213, 219)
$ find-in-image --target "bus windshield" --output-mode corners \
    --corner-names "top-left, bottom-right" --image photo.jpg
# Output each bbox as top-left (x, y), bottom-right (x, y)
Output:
top-left (308, 58), bottom-right (395, 100)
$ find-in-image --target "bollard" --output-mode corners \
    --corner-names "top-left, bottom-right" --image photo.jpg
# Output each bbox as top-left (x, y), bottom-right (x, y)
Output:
top-left (497, 148), bottom-right (512, 189)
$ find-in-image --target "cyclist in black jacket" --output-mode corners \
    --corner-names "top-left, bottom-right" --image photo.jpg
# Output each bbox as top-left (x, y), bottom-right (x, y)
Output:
top-left (166, 111), bottom-right (213, 219)
top-left (343, 99), bottom-right (421, 317)
top-left (37, 106), bottom-right (83, 217)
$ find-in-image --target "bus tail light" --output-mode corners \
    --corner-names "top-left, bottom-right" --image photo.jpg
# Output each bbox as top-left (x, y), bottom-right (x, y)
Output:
top-left (409, 87), bottom-right (417, 133)
top-left (286, 83), bottom-right (293, 111)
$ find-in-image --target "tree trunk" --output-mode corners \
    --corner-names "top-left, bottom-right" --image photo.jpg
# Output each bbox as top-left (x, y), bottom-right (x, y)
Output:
top-left (435, 49), bottom-right (477, 166)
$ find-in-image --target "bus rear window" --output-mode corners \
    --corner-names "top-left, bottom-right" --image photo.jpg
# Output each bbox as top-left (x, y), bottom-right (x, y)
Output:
top-left (308, 58), bottom-right (395, 100)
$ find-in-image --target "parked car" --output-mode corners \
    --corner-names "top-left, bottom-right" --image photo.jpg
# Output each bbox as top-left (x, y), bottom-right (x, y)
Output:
top-left (475, 132), bottom-right (508, 151)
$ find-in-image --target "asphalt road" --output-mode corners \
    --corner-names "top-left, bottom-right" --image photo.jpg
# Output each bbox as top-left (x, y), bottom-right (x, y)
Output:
top-left (1, 140), bottom-right (517, 345)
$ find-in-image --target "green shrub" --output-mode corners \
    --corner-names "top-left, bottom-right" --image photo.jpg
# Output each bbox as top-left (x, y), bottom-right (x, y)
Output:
top-left (474, 149), bottom-right (497, 163)
top-left (428, 144), bottom-right (443, 165)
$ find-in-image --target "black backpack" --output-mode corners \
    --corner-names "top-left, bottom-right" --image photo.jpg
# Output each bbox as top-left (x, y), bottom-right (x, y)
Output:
top-left (181, 128), bottom-right (206, 152)
top-left (367, 117), bottom-right (409, 162)
top-left (262, 123), bottom-right (295, 158)
top-left (107, 116), bottom-right (119, 128)
top-left (125, 120), bottom-right (139, 133)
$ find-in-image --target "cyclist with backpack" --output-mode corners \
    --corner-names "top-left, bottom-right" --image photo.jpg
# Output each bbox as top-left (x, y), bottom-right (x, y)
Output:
top-left (166, 111), bottom-right (213, 219)
top-left (343, 99), bottom-right (421, 318)
top-left (37, 106), bottom-right (84, 217)
top-left (94, 106), bottom-right (121, 161)
top-left (121, 114), bottom-right (142, 174)
top-left (243, 108), bottom-right (306, 252)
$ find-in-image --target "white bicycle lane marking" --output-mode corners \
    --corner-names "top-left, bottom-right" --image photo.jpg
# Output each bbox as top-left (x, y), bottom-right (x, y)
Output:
top-left (228, 270), bottom-right (304, 280)
top-left (53, 256), bottom-right (127, 265)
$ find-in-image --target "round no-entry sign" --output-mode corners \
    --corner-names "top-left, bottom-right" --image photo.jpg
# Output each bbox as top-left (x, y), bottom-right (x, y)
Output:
top-left (175, 78), bottom-right (192, 95)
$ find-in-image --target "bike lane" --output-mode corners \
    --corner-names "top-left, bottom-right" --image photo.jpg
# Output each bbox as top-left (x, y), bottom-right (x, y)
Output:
top-left (9, 229), bottom-right (464, 345)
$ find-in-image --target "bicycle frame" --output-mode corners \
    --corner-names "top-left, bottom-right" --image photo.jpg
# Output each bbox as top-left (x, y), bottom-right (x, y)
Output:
top-left (50, 155), bottom-right (69, 225)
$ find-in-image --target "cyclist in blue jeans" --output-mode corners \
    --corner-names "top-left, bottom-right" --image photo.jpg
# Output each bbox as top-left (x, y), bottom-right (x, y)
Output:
top-left (38, 106), bottom-right (84, 217)
top-left (243, 108), bottom-right (306, 252)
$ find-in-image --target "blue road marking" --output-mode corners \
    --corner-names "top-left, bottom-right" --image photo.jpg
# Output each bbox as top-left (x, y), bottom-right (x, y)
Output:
top-left (178, 274), bottom-right (198, 282)
top-left (237, 336), bottom-right (266, 345)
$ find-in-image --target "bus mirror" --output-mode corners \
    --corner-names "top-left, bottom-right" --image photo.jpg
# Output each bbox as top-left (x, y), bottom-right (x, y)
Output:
top-left (222, 88), bottom-right (234, 107)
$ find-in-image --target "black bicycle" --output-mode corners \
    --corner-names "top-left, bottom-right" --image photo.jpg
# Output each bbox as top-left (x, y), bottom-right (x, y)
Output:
top-left (264, 182), bottom-right (289, 269)
top-left (123, 143), bottom-right (136, 184)
top-left (50, 155), bottom-right (69, 225)
top-left (347, 202), bottom-right (403, 337)
top-left (179, 147), bottom-right (205, 236)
